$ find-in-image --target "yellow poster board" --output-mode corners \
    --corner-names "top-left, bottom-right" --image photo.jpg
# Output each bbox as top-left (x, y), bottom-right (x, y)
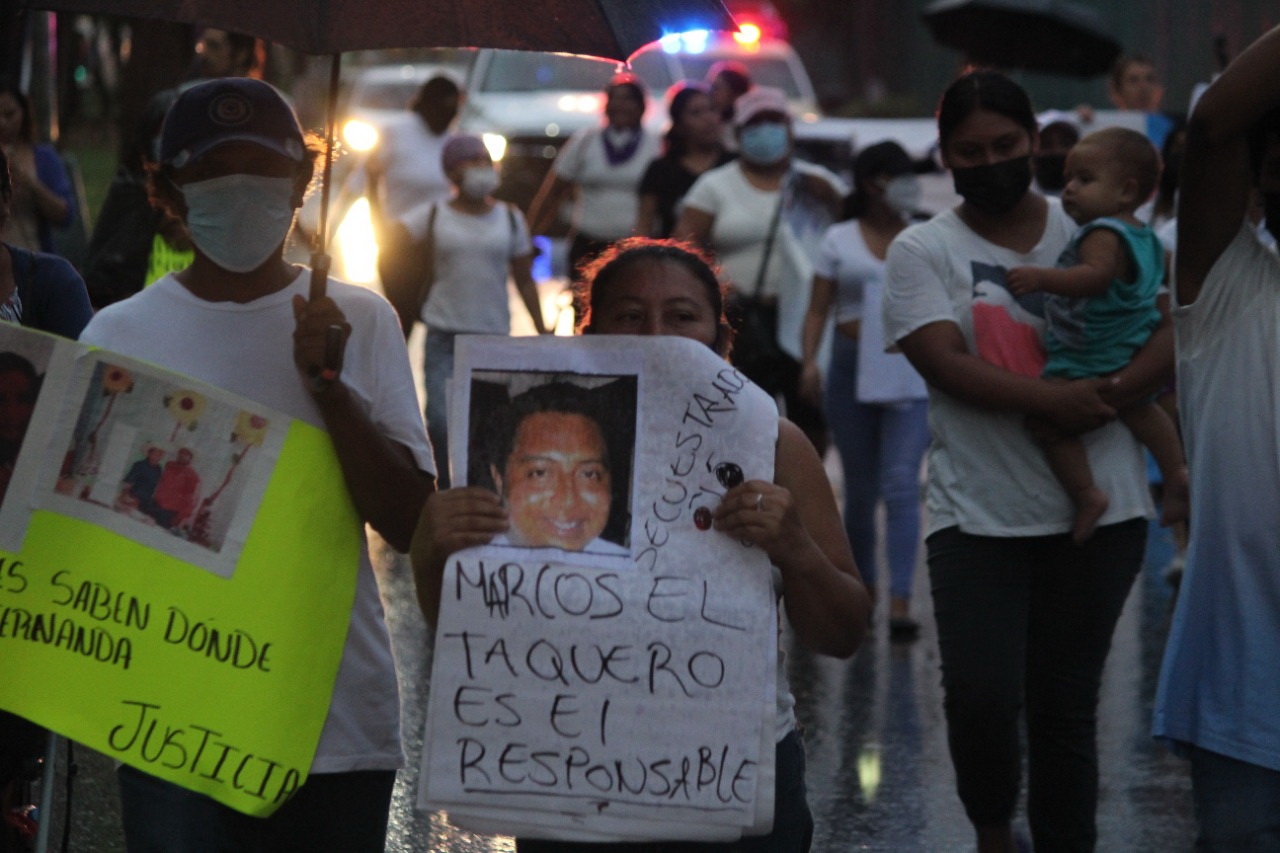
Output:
top-left (0, 325), bottom-right (360, 817)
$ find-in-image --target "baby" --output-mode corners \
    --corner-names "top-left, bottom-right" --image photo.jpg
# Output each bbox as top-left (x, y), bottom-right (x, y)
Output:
top-left (1008, 126), bottom-right (1189, 542)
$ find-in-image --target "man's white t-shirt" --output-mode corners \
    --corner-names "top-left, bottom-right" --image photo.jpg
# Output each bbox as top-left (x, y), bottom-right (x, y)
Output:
top-left (400, 201), bottom-right (533, 334)
top-left (350, 113), bottom-right (452, 221)
top-left (882, 201), bottom-right (1153, 537)
top-left (1154, 224), bottom-right (1280, 771)
top-left (553, 126), bottom-right (660, 242)
top-left (80, 270), bottom-right (435, 774)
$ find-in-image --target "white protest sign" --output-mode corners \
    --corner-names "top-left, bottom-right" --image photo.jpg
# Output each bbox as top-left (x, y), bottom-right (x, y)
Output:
top-left (420, 335), bottom-right (781, 841)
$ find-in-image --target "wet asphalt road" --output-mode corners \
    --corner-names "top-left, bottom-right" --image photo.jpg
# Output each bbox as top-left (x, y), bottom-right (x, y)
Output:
top-left (39, 509), bottom-right (1194, 853)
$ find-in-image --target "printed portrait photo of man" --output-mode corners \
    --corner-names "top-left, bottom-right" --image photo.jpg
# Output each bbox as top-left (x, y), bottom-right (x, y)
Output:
top-left (469, 375), bottom-right (635, 555)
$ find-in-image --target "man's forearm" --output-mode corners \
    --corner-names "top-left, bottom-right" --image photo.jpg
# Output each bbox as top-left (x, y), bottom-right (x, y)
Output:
top-left (312, 380), bottom-right (435, 551)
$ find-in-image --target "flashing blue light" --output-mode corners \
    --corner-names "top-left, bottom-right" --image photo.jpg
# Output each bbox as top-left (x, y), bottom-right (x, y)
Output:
top-left (660, 28), bottom-right (714, 54)
top-left (681, 29), bottom-right (711, 53)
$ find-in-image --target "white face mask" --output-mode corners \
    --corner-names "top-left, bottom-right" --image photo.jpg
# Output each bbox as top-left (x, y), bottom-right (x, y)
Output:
top-left (460, 165), bottom-right (500, 200)
top-left (883, 174), bottom-right (921, 218)
top-left (181, 174), bottom-right (297, 273)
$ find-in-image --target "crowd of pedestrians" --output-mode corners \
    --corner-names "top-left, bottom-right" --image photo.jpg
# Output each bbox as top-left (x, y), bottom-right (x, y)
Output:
top-left (3, 17), bottom-right (1280, 853)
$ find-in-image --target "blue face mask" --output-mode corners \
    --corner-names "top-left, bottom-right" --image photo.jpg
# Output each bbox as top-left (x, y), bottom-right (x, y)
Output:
top-left (182, 174), bottom-right (297, 273)
top-left (738, 121), bottom-right (790, 166)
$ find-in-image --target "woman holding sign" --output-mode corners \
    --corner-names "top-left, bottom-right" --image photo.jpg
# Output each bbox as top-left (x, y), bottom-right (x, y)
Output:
top-left (412, 237), bottom-right (871, 852)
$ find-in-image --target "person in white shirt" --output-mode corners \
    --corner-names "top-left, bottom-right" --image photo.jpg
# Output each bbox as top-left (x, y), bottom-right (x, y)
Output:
top-left (676, 85), bottom-right (845, 453)
top-left (528, 73), bottom-right (660, 286)
top-left (883, 70), bottom-right (1171, 853)
top-left (1152, 23), bottom-right (1280, 850)
top-left (799, 141), bottom-right (929, 639)
top-left (82, 77), bottom-right (435, 853)
top-left (398, 134), bottom-right (548, 488)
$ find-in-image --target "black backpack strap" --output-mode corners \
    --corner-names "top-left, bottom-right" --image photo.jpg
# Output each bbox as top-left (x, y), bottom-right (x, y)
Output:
top-left (411, 202), bottom-right (439, 317)
top-left (505, 201), bottom-right (519, 256)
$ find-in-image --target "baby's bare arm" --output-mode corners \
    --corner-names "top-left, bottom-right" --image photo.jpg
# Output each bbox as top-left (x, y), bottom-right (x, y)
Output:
top-left (1007, 228), bottom-right (1128, 298)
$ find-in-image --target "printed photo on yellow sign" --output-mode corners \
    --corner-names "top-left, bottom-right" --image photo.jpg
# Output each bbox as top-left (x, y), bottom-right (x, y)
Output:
top-left (0, 324), bottom-right (361, 817)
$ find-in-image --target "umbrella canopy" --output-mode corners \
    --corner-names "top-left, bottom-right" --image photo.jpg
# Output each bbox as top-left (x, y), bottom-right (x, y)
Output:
top-left (24, 0), bottom-right (737, 62)
top-left (921, 0), bottom-right (1121, 78)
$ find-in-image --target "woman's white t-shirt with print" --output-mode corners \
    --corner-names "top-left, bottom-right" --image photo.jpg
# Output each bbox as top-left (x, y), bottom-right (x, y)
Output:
top-left (882, 200), bottom-right (1153, 537)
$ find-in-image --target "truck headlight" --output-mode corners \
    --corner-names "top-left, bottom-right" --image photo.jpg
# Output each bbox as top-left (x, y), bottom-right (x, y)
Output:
top-left (342, 119), bottom-right (379, 153)
top-left (482, 133), bottom-right (508, 162)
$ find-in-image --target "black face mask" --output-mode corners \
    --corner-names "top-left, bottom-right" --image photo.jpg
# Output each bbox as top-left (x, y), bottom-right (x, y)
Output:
top-left (1265, 192), bottom-right (1280, 242)
top-left (1034, 154), bottom-right (1067, 192)
top-left (952, 156), bottom-right (1034, 215)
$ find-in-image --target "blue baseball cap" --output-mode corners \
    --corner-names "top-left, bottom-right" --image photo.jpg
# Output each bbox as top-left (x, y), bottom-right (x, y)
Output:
top-left (159, 77), bottom-right (305, 169)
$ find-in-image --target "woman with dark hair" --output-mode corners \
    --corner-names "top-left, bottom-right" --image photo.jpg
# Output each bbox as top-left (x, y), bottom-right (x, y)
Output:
top-left (675, 85), bottom-right (844, 453)
top-left (0, 83), bottom-right (74, 254)
top-left (799, 141), bottom-right (929, 639)
top-left (636, 82), bottom-right (733, 238)
top-left (528, 74), bottom-right (660, 280)
top-left (412, 236), bottom-right (871, 852)
top-left (882, 71), bottom-right (1172, 852)
top-left (0, 147), bottom-right (92, 338)
top-left (707, 60), bottom-right (752, 151)
top-left (363, 74), bottom-right (461, 221)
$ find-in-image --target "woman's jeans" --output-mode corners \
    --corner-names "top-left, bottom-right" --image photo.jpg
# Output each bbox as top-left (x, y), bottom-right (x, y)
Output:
top-left (926, 518), bottom-right (1145, 853)
top-left (824, 333), bottom-right (929, 599)
top-left (424, 327), bottom-right (456, 489)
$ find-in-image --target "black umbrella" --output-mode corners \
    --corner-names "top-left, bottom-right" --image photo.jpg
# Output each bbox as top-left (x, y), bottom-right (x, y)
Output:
top-left (22, 0), bottom-right (738, 297)
top-left (921, 0), bottom-right (1121, 78)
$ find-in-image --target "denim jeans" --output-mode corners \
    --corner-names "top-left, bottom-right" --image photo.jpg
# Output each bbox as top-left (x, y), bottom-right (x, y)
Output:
top-left (1188, 745), bottom-right (1280, 852)
top-left (824, 333), bottom-right (929, 599)
top-left (423, 327), bottom-right (456, 489)
top-left (515, 729), bottom-right (813, 852)
top-left (117, 765), bottom-right (396, 852)
top-left (926, 519), bottom-right (1146, 853)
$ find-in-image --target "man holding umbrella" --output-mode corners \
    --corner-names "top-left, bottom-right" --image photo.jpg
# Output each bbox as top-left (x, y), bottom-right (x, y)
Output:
top-left (79, 77), bottom-right (435, 852)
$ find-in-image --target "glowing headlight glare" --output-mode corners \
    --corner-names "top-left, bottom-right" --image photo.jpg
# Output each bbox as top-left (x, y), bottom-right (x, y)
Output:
top-left (342, 119), bottom-right (379, 152)
top-left (334, 198), bottom-right (379, 285)
top-left (482, 133), bottom-right (507, 162)
top-left (659, 33), bottom-right (682, 53)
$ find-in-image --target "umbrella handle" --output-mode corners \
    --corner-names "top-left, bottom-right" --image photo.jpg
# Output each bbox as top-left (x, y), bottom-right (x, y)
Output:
top-left (310, 53), bottom-right (342, 302)
top-left (309, 253), bottom-right (331, 302)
